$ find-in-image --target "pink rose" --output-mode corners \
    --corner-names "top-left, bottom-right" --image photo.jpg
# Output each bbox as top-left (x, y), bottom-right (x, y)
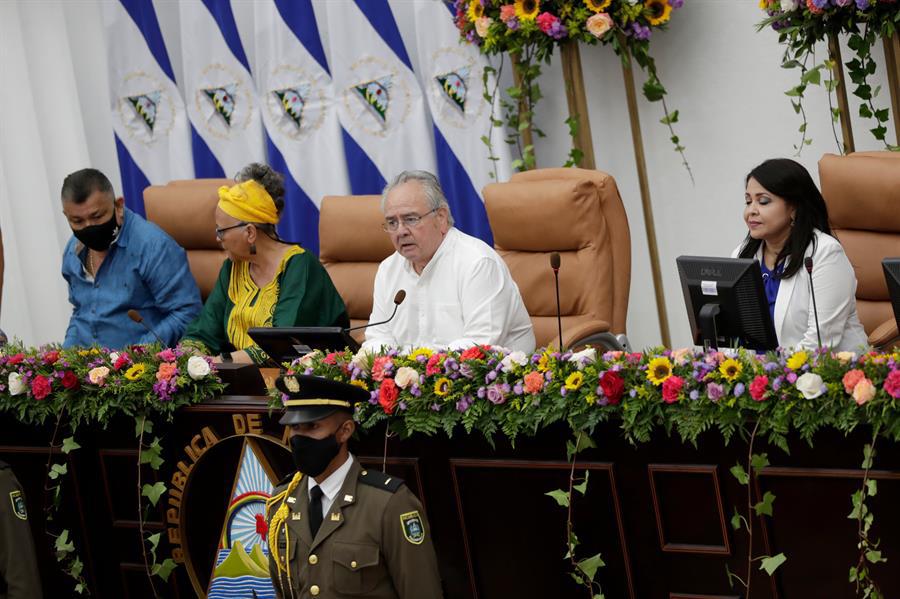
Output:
top-left (475, 16), bottom-right (492, 37)
top-left (156, 348), bottom-right (177, 362)
top-left (750, 375), bottom-right (769, 402)
top-left (586, 13), bottom-right (614, 38)
top-left (884, 370), bottom-right (900, 399)
top-left (662, 375), bottom-right (684, 404)
top-left (852, 377), bottom-right (875, 405)
top-left (842, 369), bottom-right (865, 394)
top-left (156, 362), bottom-right (177, 382)
top-left (535, 11), bottom-right (559, 33)
top-left (371, 356), bottom-right (394, 382)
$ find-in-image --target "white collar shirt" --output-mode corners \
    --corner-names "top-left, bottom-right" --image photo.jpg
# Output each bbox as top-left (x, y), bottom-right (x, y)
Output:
top-left (307, 453), bottom-right (354, 518)
top-left (363, 228), bottom-right (536, 353)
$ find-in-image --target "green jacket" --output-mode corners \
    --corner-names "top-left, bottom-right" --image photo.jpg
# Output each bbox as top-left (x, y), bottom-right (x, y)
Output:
top-left (0, 461), bottom-right (42, 599)
top-left (183, 249), bottom-right (348, 364)
top-left (266, 459), bottom-right (443, 599)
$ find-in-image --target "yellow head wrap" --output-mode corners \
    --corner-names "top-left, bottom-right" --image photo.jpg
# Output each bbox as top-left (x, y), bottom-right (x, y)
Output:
top-left (217, 179), bottom-right (279, 225)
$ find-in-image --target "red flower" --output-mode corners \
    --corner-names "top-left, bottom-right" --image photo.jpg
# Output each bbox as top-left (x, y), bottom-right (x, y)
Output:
top-left (460, 346), bottom-right (485, 361)
top-left (379, 378), bottom-right (399, 415)
top-left (43, 351), bottom-right (60, 365)
top-left (662, 375), bottom-right (684, 404)
top-left (113, 354), bottom-right (131, 371)
top-left (61, 371), bottom-right (80, 390)
top-left (536, 11), bottom-right (559, 33)
top-left (371, 356), bottom-right (394, 382)
top-left (323, 352), bottom-right (338, 365)
top-left (7, 353), bottom-right (24, 365)
top-left (425, 353), bottom-right (445, 376)
top-left (31, 375), bottom-right (52, 400)
top-left (599, 371), bottom-right (625, 404)
top-left (884, 370), bottom-right (900, 399)
top-left (750, 375), bottom-right (769, 402)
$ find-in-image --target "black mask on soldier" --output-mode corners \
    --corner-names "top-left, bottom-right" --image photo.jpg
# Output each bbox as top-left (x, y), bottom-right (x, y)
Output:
top-left (290, 432), bottom-right (341, 478)
top-left (73, 212), bottom-right (120, 251)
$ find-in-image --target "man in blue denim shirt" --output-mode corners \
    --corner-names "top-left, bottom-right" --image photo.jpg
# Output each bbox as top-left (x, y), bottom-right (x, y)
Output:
top-left (60, 168), bottom-right (201, 349)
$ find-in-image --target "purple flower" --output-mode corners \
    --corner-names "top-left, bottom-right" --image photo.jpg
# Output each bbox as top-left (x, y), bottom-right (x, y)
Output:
top-left (506, 16), bottom-right (520, 30)
top-left (631, 23), bottom-right (651, 41)
top-left (707, 382), bottom-right (724, 401)
top-left (544, 371), bottom-right (553, 381)
top-left (734, 383), bottom-right (746, 397)
top-left (629, 388), bottom-right (638, 398)
top-left (689, 389), bottom-right (700, 400)
top-left (444, 358), bottom-right (459, 373)
top-left (855, 0), bottom-right (870, 9)
top-left (486, 384), bottom-right (506, 405)
top-left (431, 403), bottom-right (441, 411)
top-left (834, 0), bottom-right (853, 6)
top-left (764, 362), bottom-right (779, 372)
top-left (455, 395), bottom-right (473, 412)
top-left (513, 382), bottom-right (524, 395)
top-left (670, 0), bottom-right (684, 7)
top-left (772, 376), bottom-right (783, 391)
top-left (485, 370), bottom-right (498, 383)
top-left (812, 0), bottom-right (829, 8)
top-left (477, 386), bottom-right (486, 399)
top-left (409, 384), bottom-right (422, 397)
top-left (786, 372), bottom-right (798, 384)
top-left (398, 401), bottom-right (407, 411)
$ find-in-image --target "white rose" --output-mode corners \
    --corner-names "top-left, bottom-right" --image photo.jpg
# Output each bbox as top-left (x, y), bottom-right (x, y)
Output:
top-left (795, 372), bottom-right (825, 399)
top-left (109, 352), bottom-right (120, 363)
top-left (350, 347), bottom-right (373, 371)
top-left (835, 351), bottom-right (857, 365)
top-left (394, 366), bottom-right (419, 389)
top-left (500, 351), bottom-right (528, 372)
top-left (296, 349), bottom-right (322, 369)
top-left (475, 16), bottom-right (492, 38)
top-left (8, 372), bottom-right (25, 395)
top-left (567, 348), bottom-right (597, 370)
top-left (187, 355), bottom-right (211, 380)
top-left (780, 0), bottom-right (800, 11)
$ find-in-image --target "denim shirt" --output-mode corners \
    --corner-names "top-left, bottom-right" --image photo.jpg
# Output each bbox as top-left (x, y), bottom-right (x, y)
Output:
top-left (61, 208), bottom-right (202, 349)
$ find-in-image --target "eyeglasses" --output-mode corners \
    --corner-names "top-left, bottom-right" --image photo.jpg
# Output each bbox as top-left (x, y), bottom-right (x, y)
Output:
top-left (381, 208), bottom-right (438, 232)
top-left (215, 222), bottom-right (248, 240)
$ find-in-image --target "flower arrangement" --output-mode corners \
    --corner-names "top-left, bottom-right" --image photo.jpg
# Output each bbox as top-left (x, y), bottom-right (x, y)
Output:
top-left (274, 345), bottom-right (900, 449)
top-left (451, 0), bottom-right (690, 174)
top-left (0, 343), bottom-right (225, 427)
top-left (758, 0), bottom-right (900, 152)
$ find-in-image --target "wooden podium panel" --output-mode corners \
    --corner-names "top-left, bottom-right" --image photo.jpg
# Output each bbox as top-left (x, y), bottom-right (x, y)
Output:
top-left (1, 394), bottom-right (898, 598)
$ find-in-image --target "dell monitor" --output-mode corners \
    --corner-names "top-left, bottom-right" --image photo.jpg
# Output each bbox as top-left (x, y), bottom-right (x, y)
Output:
top-left (882, 258), bottom-right (900, 335)
top-left (248, 326), bottom-right (361, 365)
top-left (676, 256), bottom-right (779, 352)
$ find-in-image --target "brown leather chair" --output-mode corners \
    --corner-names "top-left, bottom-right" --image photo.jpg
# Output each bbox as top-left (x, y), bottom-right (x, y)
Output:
top-left (143, 179), bottom-right (232, 300)
top-left (318, 195), bottom-right (395, 344)
top-left (819, 151), bottom-right (900, 348)
top-left (483, 167), bottom-right (631, 349)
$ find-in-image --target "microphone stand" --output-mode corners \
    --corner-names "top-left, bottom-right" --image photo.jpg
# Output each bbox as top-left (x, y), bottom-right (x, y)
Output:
top-left (550, 253), bottom-right (563, 352)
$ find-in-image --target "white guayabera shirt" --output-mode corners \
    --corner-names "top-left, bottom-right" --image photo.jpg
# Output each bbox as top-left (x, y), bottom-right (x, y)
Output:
top-left (363, 228), bottom-right (536, 354)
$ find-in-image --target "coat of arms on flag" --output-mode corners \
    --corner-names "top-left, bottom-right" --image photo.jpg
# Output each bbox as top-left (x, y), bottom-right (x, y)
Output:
top-left (353, 75), bottom-right (392, 125)
top-left (273, 86), bottom-right (309, 129)
top-left (435, 67), bottom-right (469, 113)
top-left (126, 91), bottom-right (162, 132)
top-left (203, 85), bottom-right (237, 126)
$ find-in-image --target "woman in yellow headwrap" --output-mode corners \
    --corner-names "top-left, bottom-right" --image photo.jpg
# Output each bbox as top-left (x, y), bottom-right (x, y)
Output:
top-left (183, 163), bottom-right (348, 364)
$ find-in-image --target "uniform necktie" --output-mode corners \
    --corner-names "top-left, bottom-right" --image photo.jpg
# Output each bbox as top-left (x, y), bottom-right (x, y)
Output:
top-left (309, 485), bottom-right (324, 538)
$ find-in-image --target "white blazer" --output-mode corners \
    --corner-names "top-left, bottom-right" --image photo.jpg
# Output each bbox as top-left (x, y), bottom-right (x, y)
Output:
top-left (731, 229), bottom-right (869, 352)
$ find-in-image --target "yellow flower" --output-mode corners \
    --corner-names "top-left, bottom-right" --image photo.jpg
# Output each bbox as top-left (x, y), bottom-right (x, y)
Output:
top-left (514, 0), bottom-right (540, 22)
top-left (786, 351), bottom-right (808, 370)
top-left (125, 363), bottom-right (146, 381)
top-left (719, 358), bottom-right (742, 382)
top-left (467, 0), bottom-right (485, 22)
top-left (434, 377), bottom-right (452, 397)
top-left (408, 347), bottom-right (434, 361)
top-left (644, 0), bottom-right (672, 26)
top-left (584, 0), bottom-right (612, 12)
top-left (564, 371), bottom-right (584, 391)
top-left (350, 379), bottom-right (368, 391)
top-left (646, 357), bottom-right (673, 386)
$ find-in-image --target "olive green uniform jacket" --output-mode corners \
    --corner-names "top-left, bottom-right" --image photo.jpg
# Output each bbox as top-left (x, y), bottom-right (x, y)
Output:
top-left (0, 461), bottom-right (42, 599)
top-left (266, 459), bottom-right (443, 599)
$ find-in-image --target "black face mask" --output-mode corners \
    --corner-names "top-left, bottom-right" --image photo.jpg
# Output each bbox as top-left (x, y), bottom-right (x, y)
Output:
top-left (73, 212), bottom-right (120, 251)
top-left (290, 432), bottom-right (341, 478)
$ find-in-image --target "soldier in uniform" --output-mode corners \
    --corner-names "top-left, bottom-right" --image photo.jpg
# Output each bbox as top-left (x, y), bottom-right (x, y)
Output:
top-left (265, 374), bottom-right (443, 599)
top-left (0, 460), bottom-right (42, 599)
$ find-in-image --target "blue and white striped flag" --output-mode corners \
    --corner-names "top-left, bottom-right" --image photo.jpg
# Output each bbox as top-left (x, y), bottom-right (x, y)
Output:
top-left (407, 0), bottom-right (512, 243)
top-left (179, 0), bottom-right (265, 179)
top-left (322, 0), bottom-right (436, 195)
top-left (249, 0), bottom-right (350, 253)
top-left (103, 0), bottom-right (193, 216)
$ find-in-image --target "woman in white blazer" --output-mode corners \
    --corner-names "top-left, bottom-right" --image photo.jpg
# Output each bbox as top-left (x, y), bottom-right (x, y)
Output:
top-left (732, 158), bottom-right (868, 352)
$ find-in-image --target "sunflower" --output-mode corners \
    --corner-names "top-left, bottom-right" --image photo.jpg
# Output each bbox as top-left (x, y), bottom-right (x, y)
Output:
top-left (644, 0), bottom-right (672, 26)
top-left (350, 379), bottom-right (369, 391)
top-left (786, 351), bottom-right (808, 370)
top-left (719, 358), bottom-right (743, 382)
top-left (408, 347), bottom-right (434, 361)
top-left (514, 0), bottom-right (541, 22)
top-left (125, 363), bottom-right (146, 381)
top-left (434, 377), bottom-right (452, 397)
top-left (584, 0), bottom-right (613, 12)
top-left (646, 357), bottom-right (673, 386)
top-left (564, 371), bottom-right (584, 391)
top-left (467, 0), bottom-right (485, 22)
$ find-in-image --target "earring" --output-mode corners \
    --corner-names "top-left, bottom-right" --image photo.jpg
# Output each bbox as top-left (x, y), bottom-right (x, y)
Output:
top-left (249, 243), bottom-right (257, 255)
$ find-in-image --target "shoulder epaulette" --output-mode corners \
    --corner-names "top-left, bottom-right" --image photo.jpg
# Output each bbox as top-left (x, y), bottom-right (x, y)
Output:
top-left (358, 468), bottom-right (404, 493)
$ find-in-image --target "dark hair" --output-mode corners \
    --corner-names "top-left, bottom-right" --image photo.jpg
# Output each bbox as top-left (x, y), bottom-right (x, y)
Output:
top-left (739, 158), bottom-right (831, 279)
top-left (235, 163), bottom-right (285, 215)
top-left (61, 168), bottom-right (114, 204)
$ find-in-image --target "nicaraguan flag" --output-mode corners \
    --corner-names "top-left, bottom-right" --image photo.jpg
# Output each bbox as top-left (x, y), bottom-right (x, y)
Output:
top-left (405, 0), bottom-right (513, 244)
top-left (179, 0), bottom-right (265, 179)
top-left (249, 0), bottom-right (350, 254)
top-left (321, 0), bottom-right (436, 195)
top-left (103, 0), bottom-right (194, 216)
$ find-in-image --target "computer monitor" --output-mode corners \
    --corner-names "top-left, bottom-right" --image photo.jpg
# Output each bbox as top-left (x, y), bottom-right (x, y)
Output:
top-left (248, 327), bottom-right (361, 365)
top-left (676, 256), bottom-right (779, 351)
top-left (881, 258), bottom-right (900, 334)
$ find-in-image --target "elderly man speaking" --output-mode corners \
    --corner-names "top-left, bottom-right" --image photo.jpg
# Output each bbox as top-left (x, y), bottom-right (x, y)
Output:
top-left (363, 170), bottom-right (535, 354)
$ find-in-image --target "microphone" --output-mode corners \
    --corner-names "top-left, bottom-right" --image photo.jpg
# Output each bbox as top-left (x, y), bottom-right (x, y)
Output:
top-left (550, 253), bottom-right (564, 351)
top-left (804, 257), bottom-right (822, 349)
top-left (127, 309), bottom-right (166, 346)
top-left (344, 290), bottom-right (407, 334)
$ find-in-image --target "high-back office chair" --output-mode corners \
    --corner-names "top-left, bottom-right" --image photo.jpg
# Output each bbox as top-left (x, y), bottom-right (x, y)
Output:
top-left (483, 167), bottom-right (631, 350)
top-left (318, 195), bottom-right (395, 344)
top-left (819, 151), bottom-right (900, 349)
top-left (143, 179), bottom-right (231, 300)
